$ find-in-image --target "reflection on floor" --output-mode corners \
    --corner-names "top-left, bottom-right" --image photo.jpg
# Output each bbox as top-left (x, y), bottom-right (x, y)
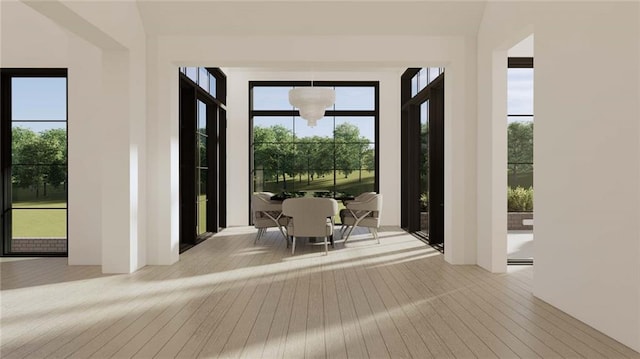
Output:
top-left (508, 230), bottom-right (533, 260)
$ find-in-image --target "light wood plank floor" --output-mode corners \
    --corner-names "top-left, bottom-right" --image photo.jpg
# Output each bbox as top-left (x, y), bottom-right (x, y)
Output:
top-left (2, 226), bottom-right (639, 358)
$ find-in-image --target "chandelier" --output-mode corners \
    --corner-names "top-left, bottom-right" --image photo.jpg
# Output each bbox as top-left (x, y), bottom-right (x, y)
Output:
top-left (288, 86), bottom-right (336, 127)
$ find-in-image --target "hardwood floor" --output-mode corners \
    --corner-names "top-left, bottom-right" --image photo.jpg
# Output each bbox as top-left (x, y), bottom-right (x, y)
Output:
top-left (2, 226), bottom-right (639, 358)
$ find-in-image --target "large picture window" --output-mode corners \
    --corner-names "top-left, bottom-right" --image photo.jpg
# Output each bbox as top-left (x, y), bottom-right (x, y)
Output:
top-left (249, 81), bottom-right (379, 220)
top-left (1, 69), bottom-right (68, 256)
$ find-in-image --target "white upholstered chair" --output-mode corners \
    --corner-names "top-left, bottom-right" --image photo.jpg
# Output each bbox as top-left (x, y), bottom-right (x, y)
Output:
top-left (341, 193), bottom-right (383, 243)
top-left (339, 192), bottom-right (377, 232)
top-left (252, 192), bottom-right (288, 244)
top-left (282, 197), bottom-right (338, 255)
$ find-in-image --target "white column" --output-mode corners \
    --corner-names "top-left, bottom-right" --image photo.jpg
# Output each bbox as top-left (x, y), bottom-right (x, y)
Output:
top-left (144, 38), bottom-right (180, 265)
top-left (68, 36), bottom-right (103, 265)
top-left (100, 50), bottom-right (134, 273)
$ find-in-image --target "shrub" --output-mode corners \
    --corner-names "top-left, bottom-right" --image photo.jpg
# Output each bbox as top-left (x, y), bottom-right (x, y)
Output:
top-left (420, 192), bottom-right (429, 212)
top-left (508, 186), bottom-right (533, 212)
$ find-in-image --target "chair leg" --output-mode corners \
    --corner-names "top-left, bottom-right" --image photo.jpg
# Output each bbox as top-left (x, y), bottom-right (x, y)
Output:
top-left (254, 228), bottom-right (263, 244)
top-left (291, 236), bottom-right (296, 255)
top-left (372, 228), bottom-right (380, 244)
top-left (324, 236), bottom-right (328, 255)
top-left (278, 225), bottom-right (288, 243)
top-left (344, 226), bottom-right (355, 242)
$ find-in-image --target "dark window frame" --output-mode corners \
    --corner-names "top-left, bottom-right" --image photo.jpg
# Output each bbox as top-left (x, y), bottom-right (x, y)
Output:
top-left (1, 68), bottom-right (69, 257)
top-left (248, 80), bottom-right (380, 224)
top-left (401, 68), bottom-right (445, 249)
top-left (179, 67), bottom-right (227, 253)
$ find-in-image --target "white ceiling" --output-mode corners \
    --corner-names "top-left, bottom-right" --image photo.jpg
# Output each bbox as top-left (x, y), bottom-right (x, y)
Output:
top-left (136, 1), bottom-right (487, 37)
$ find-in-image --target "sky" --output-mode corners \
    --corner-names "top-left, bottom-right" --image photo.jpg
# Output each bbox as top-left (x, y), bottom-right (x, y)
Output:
top-left (9, 68), bottom-right (533, 136)
top-left (11, 77), bottom-right (67, 133)
top-left (507, 68), bottom-right (534, 122)
top-left (253, 85), bottom-right (376, 141)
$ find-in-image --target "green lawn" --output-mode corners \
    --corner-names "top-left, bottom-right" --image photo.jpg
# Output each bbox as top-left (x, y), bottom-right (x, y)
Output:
top-left (12, 207), bottom-right (66, 238)
top-left (256, 170), bottom-right (375, 196)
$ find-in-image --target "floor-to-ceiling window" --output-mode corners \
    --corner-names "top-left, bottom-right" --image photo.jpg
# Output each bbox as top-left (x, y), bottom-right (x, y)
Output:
top-left (249, 81), bottom-right (379, 223)
top-left (179, 67), bottom-right (226, 253)
top-left (1, 69), bottom-right (68, 256)
top-left (401, 68), bottom-right (444, 249)
top-left (507, 57), bottom-right (534, 264)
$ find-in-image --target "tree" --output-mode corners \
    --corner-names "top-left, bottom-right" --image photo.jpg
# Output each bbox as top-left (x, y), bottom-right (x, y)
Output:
top-left (507, 121), bottom-right (534, 185)
top-left (334, 123), bottom-right (369, 179)
top-left (11, 127), bottom-right (67, 199)
top-left (40, 129), bottom-right (67, 188)
top-left (253, 125), bottom-right (294, 189)
top-left (11, 127), bottom-right (37, 164)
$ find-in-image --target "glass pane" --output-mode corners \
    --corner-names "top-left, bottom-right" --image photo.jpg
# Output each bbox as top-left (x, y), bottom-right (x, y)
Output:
top-left (199, 134), bottom-right (207, 168)
top-left (253, 116), bottom-right (294, 142)
top-left (198, 199), bottom-right (207, 234)
top-left (508, 115), bottom-right (534, 124)
top-left (411, 75), bottom-right (418, 97)
top-left (199, 169), bottom-right (207, 196)
top-left (334, 117), bottom-right (374, 143)
top-left (417, 68), bottom-right (427, 93)
top-left (294, 116), bottom-right (332, 140)
top-left (12, 166), bottom-right (67, 208)
top-left (256, 169), bottom-right (296, 193)
top-left (12, 209), bottom-right (67, 239)
top-left (12, 77), bottom-right (66, 121)
top-left (198, 101), bottom-right (207, 134)
top-left (508, 68), bottom-right (534, 115)
top-left (335, 168), bottom-right (375, 197)
top-left (198, 68), bottom-right (209, 92)
top-left (508, 164), bottom-right (534, 189)
top-left (428, 67), bottom-right (441, 83)
top-left (507, 121), bottom-right (534, 164)
top-left (12, 123), bottom-right (67, 165)
top-left (209, 73), bottom-right (217, 98)
top-left (420, 100), bottom-right (430, 232)
top-left (186, 67), bottom-right (198, 83)
top-left (252, 86), bottom-right (293, 110)
top-left (253, 168), bottom-right (290, 193)
top-left (334, 87), bottom-right (375, 110)
top-left (335, 143), bottom-right (373, 177)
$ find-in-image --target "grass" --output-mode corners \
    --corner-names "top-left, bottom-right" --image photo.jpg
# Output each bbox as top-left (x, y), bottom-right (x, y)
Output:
top-left (11, 172), bottom-right (373, 237)
top-left (256, 170), bottom-right (375, 196)
top-left (12, 208), bottom-right (66, 238)
top-left (255, 172), bottom-right (371, 224)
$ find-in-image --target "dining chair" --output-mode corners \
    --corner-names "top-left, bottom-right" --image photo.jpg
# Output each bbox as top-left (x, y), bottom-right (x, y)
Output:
top-left (252, 192), bottom-right (288, 244)
top-left (282, 197), bottom-right (338, 255)
top-left (339, 192), bottom-right (377, 232)
top-left (341, 193), bottom-right (383, 243)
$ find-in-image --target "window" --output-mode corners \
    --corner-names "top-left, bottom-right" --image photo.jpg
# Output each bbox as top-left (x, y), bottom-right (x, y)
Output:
top-left (507, 58), bottom-right (534, 189)
top-left (411, 67), bottom-right (443, 97)
top-left (178, 67), bottom-right (227, 253)
top-left (1, 69), bottom-right (68, 255)
top-left (250, 81), bottom-right (379, 222)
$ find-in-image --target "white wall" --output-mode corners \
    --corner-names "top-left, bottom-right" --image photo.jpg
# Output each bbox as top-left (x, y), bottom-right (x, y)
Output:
top-left (2, 1), bottom-right (148, 273)
top-left (1, 1), bottom-right (104, 265)
top-left (477, 1), bottom-right (640, 351)
top-left (223, 69), bottom-right (402, 227)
